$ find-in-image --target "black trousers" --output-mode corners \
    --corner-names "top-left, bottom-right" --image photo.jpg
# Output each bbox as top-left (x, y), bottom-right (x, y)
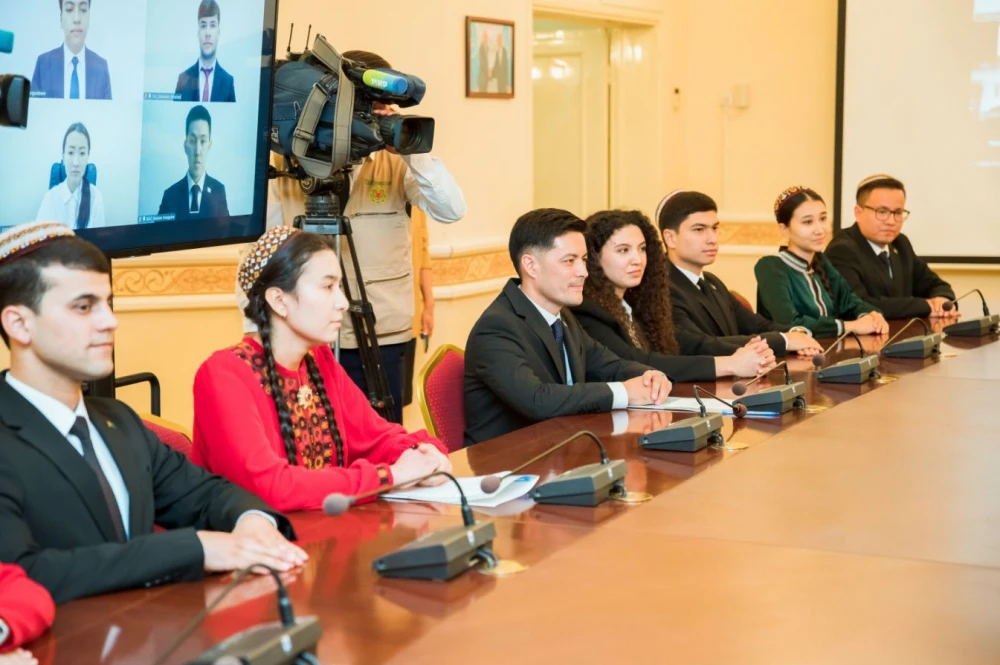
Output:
top-left (339, 339), bottom-right (416, 424)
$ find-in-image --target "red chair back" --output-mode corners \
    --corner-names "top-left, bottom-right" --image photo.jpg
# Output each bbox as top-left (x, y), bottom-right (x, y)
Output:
top-left (730, 289), bottom-right (754, 313)
top-left (416, 345), bottom-right (466, 452)
top-left (142, 415), bottom-right (194, 459)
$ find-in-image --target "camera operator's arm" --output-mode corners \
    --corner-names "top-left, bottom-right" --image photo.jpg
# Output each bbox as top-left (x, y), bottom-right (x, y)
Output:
top-left (402, 153), bottom-right (467, 223)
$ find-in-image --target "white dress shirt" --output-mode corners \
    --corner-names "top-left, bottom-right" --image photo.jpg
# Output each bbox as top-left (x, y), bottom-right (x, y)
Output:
top-left (35, 181), bottom-right (107, 229)
top-left (186, 172), bottom-right (208, 213)
top-left (519, 288), bottom-right (629, 409)
top-left (5, 373), bottom-right (131, 538)
top-left (63, 44), bottom-right (87, 99)
top-left (868, 239), bottom-right (892, 279)
top-left (198, 57), bottom-right (217, 102)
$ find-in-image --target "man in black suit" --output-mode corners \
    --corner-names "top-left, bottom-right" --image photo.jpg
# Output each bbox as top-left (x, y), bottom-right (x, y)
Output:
top-left (657, 190), bottom-right (823, 356)
top-left (825, 174), bottom-right (956, 320)
top-left (158, 105), bottom-right (230, 220)
top-left (464, 208), bottom-right (671, 445)
top-left (0, 222), bottom-right (307, 604)
top-left (175, 0), bottom-right (236, 103)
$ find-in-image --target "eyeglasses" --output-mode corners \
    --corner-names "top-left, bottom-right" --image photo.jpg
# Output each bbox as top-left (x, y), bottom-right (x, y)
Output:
top-left (863, 205), bottom-right (910, 222)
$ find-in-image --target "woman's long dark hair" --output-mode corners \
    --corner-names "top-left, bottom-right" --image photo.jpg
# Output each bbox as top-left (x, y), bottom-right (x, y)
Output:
top-left (63, 123), bottom-right (92, 230)
top-left (775, 187), bottom-right (832, 295)
top-left (583, 209), bottom-right (679, 354)
top-left (244, 232), bottom-right (344, 467)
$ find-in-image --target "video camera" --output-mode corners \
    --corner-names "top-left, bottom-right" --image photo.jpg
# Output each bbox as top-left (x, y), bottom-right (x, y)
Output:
top-left (0, 29), bottom-right (30, 129)
top-left (270, 33), bottom-right (435, 183)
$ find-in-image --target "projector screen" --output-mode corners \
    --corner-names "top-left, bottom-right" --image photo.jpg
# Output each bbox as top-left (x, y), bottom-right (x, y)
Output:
top-left (836, 0), bottom-right (1000, 262)
top-left (0, 0), bottom-right (276, 258)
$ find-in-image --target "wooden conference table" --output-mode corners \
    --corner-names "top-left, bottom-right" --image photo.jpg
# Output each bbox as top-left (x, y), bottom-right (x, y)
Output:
top-left (29, 318), bottom-right (1000, 664)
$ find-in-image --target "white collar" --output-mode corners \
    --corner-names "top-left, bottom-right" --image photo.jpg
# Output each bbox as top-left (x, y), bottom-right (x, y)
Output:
top-left (621, 299), bottom-right (633, 318)
top-left (187, 172), bottom-right (208, 193)
top-left (63, 43), bottom-right (86, 64)
top-left (674, 264), bottom-right (703, 286)
top-left (867, 239), bottom-right (889, 255)
top-left (518, 285), bottom-right (561, 326)
top-left (5, 373), bottom-right (89, 438)
top-left (199, 56), bottom-right (218, 71)
top-left (57, 180), bottom-right (84, 205)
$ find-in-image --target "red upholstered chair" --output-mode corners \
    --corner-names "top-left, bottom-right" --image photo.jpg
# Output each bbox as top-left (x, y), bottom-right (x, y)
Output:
top-left (415, 344), bottom-right (466, 452)
top-left (730, 289), bottom-right (754, 313)
top-left (142, 414), bottom-right (194, 459)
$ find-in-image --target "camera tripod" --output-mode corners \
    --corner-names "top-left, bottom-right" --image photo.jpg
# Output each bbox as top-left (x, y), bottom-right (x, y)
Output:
top-left (293, 178), bottom-right (395, 422)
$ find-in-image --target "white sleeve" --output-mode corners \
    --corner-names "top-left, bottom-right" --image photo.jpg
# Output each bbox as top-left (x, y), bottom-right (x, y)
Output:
top-left (35, 189), bottom-right (56, 223)
top-left (89, 187), bottom-right (107, 228)
top-left (401, 153), bottom-right (467, 223)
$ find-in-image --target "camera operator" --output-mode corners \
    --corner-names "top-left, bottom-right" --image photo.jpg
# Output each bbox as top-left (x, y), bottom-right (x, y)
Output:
top-left (256, 50), bottom-right (465, 424)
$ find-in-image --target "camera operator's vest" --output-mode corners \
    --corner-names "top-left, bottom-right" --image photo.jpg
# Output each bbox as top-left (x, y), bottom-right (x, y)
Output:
top-left (338, 151), bottom-right (414, 349)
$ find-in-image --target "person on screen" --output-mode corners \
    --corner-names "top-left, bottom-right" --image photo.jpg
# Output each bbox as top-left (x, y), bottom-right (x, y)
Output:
top-left (570, 208), bottom-right (780, 383)
top-left (36, 123), bottom-right (107, 230)
top-left (0, 222), bottom-right (306, 605)
top-left (754, 186), bottom-right (889, 338)
top-left (0, 564), bottom-right (54, 658)
top-left (31, 0), bottom-right (112, 100)
top-left (655, 190), bottom-right (821, 357)
top-left (175, 0), bottom-right (236, 103)
top-left (825, 174), bottom-right (957, 320)
top-left (463, 208), bottom-right (671, 446)
top-left (191, 227), bottom-right (452, 512)
top-left (158, 105), bottom-right (230, 220)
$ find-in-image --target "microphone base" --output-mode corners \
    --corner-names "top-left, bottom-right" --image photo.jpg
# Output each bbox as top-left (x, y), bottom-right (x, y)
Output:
top-left (639, 414), bottom-right (724, 453)
top-left (373, 521), bottom-right (498, 581)
top-left (816, 355), bottom-right (880, 383)
top-left (882, 333), bottom-right (942, 359)
top-left (732, 381), bottom-right (806, 414)
top-left (185, 616), bottom-right (321, 664)
top-left (531, 459), bottom-right (627, 507)
top-left (943, 314), bottom-right (1000, 337)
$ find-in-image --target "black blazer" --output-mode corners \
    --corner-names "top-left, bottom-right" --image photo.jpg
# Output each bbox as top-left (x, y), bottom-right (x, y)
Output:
top-left (668, 262), bottom-right (790, 357)
top-left (158, 175), bottom-right (230, 220)
top-left (825, 223), bottom-right (954, 319)
top-left (463, 279), bottom-right (652, 445)
top-left (0, 377), bottom-right (293, 604)
top-left (570, 298), bottom-right (716, 383)
top-left (175, 61), bottom-right (236, 102)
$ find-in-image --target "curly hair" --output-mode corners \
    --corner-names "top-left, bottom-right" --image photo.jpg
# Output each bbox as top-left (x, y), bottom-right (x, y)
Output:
top-left (583, 210), bottom-right (679, 355)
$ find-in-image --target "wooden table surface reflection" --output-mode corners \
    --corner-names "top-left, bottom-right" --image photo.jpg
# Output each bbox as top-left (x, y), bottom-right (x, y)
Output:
top-left (31, 320), bottom-right (1000, 664)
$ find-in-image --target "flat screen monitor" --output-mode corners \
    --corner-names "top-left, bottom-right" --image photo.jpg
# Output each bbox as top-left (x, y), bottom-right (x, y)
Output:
top-left (0, 0), bottom-right (277, 257)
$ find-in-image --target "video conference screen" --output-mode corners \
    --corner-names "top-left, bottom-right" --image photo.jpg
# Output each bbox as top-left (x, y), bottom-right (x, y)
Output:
top-left (0, 0), bottom-right (277, 257)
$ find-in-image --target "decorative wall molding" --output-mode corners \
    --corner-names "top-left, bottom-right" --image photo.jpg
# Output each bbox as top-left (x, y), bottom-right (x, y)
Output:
top-left (114, 293), bottom-right (238, 314)
top-left (435, 277), bottom-right (510, 302)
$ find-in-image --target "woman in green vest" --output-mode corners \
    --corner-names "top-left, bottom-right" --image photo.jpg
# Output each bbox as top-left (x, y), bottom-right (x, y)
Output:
top-left (754, 186), bottom-right (888, 338)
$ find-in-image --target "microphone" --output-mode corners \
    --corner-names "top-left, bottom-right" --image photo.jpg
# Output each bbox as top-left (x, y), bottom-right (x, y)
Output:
top-left (326, 472), bottom-right (499, 581)
top-left (812, 330), bottom-right (880, 383)
top-left (361, 68), bottom-right (411, 95)
top-left (941, 289), bottom-right (1000, 337)
top-left (639, 385), bottom-right (746, 453)
top-left (730, 361), bottom-right (807, 413)
top-left (942, 289), bottom-right (989, 315)
top-left (881, 318), bottom-right (941, 359)
top-left (0, 30), bottom-right (13, 54)
top-left (479, 430), bottom-right (626, 507)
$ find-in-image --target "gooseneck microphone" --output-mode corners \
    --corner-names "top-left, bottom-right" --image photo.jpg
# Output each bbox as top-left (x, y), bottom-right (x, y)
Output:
top-left (693, 385), bottom-right (748, 418)
top-left (732, 361), bottom-right (790, 397)
top-left (880, 318), bottom-right (941, 358)
top-left (812, 330), bottom-right (880, 383)
top-left (325, 470), bottom-right (475, 526)
top-left (941, 288), bottom-right (1000, 337)
top-left (729, 361), bottom-right (806, 413)
top-left (480, 430), bottom-right (626, 507)
top-left (943, 289), bottom-right (989, 315)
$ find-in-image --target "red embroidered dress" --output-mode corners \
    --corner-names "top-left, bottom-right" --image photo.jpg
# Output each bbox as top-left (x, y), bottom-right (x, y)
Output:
top-left (0, 564), bottom-right (55, 650)
top-left (192, 338), bottom-right (445, 511)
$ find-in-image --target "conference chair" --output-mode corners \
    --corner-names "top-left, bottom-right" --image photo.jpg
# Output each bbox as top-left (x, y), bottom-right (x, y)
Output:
top-left (416, 344), bottom-right (465, 452)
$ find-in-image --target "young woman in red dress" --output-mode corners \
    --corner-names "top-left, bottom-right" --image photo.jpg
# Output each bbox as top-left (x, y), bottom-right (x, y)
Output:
top-left (192, 227), bottom-right (451, 511)
top-left (0, 563), bottom-right (54, 660)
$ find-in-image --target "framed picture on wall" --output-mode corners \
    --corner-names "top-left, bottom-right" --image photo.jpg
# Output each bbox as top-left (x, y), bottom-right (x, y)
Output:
top-left (466, 17), bottom-right (515, 99)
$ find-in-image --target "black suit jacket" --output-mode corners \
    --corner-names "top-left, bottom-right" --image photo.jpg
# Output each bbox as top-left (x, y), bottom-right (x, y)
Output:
top-left (825, 223), bottom-right (954, 319)
top-left (175, 61), bottom-right (236, 102)
top-left (463, 279), bottom-right (653, 445)
top-left (158, 175), bottom-right (230, 220)
top-left (570, 298), bottom-right (716, 383)
top-left (0, 377), bottom-right (293, 604)
top-left (668, 262), bottom-right (790, 357)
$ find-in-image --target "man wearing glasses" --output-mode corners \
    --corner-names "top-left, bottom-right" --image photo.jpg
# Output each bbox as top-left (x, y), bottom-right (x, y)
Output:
top-left (826, 174), bottom-right (956, 319)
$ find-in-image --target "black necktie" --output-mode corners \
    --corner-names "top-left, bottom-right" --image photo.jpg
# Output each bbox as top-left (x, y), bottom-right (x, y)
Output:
top-left (190, 184), bottom-right (201, 213)
top-left (878, 250), bottom-right (892, 278)
top-left (551, 319), bottom-right (569, 383)
top-left (70, 417), bottom-right (127, 542)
